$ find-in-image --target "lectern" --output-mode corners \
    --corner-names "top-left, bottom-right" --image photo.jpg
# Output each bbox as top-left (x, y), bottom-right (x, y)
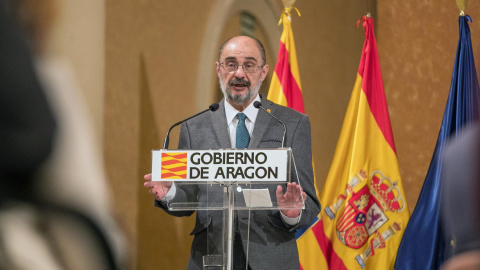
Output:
top-left (152, 148), bottom-right (306, 270)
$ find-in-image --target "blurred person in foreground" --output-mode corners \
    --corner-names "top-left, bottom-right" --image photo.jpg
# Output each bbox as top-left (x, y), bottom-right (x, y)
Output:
top-left (0, 0), bottom-right (126, 268)
top-left (441, 122), bottom-right (480, 270)
top-left (144, 36), bottom-right (320, 270)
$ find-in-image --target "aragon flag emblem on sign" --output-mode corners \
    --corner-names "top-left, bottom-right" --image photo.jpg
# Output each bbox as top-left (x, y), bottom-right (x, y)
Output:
top-left (161, 152), bottom-right (187, 179)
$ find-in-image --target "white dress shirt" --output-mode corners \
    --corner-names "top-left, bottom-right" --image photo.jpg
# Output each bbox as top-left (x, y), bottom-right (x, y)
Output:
top-left (224, 95), bottom-right (260, 148)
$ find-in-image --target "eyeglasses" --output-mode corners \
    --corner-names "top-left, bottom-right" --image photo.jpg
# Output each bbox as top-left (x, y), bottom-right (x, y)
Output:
top-left (220, 62), bottom-right (264, 74)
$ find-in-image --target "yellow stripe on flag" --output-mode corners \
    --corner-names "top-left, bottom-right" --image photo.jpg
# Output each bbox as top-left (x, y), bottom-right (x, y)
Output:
top-left (268, 73), bottom-right (288, 107)
top-left (297, 226), bottom-right (326, 269)
top-left (161, 163), bottom-right (187, 170)
top-left (161, 157), bottom-right (187, 162)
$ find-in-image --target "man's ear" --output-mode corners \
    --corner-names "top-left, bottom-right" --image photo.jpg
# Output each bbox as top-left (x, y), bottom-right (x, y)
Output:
top-left (215, 62), bottom-right (221, 77)
top-left (260, 64), bottom-right (269, 81)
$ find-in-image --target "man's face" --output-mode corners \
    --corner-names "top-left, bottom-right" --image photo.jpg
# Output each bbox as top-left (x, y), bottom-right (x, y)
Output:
top-left (216, 37), bottom-right (269, 107)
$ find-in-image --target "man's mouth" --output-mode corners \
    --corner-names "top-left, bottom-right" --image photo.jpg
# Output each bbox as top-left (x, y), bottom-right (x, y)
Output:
top-left (229, 79), bottom-right (250, 90)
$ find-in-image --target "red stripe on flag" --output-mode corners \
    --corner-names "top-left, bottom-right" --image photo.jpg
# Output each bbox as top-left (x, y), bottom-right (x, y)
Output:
top-left (357, 18), bottom-right (396, 154)
top-left (337, 212), bottom-right (355, 231)
top-left (161, 173), bottom-right (187, 178)
top-left (312, 221), bottom-right (348, 270)
top-left (162, 153), bottom-right (188, 159)
top-left (337, 206), bottom-right (353, 225)
top-left (275, 42), bottom-right (305, 113)
top-left (162, 159), bottom-right (186, 166)
top-left (161, 166), bottom-right (187, 172)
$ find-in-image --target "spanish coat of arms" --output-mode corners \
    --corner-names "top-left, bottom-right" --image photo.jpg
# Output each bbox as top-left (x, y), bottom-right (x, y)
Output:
top-left (324, 170), bottom-right (405, 268)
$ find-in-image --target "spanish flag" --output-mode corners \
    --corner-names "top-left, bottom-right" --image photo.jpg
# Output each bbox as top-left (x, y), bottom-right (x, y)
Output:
top-left (309, 16), bottom-right (410, 269)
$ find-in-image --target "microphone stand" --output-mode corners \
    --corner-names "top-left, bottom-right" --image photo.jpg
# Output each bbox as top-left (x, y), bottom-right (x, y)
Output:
top-left (163, 103), bottom-right (219, 149)
top-left (253, 101), bottom-right (287, 148)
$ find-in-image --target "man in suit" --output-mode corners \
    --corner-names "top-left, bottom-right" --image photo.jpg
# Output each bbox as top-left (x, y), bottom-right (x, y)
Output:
top-left (144, 36), bottom-right (320, 270)
top-left (441, 123), bottom-right (480, 270)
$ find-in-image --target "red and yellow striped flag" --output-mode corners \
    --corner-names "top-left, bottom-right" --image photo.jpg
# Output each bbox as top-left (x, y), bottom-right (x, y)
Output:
top-left (308, 16), bottom-right (410, 269)
top-left (161, 152), bottom-right (187, 179)
top-left (266, 6), bottom-right (324, 270)
top-left (267, 7), bottom-right (305, 114)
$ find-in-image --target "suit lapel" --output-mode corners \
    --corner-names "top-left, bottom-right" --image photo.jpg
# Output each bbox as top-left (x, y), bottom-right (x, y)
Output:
top-left (211, 99), bottom-right (231, 149)
top-left (249, 95), bottom-right (274, 149)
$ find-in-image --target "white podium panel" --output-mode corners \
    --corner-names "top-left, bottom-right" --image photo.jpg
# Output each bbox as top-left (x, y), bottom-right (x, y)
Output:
top-left (152, 148), bottom-right (291, 183)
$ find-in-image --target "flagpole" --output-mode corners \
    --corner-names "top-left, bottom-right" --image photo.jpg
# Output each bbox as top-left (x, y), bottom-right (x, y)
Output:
top-left (366, 0), bottom-right (372, 17)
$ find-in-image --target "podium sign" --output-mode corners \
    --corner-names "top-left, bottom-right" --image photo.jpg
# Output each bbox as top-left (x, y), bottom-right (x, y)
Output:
top-left (151, 147), bottom-right (300, 270)
top-left (152, 148), bottom-right (291, 182)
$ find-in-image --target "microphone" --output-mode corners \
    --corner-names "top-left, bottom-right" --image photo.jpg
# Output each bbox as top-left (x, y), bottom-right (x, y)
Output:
top-left (163, 103), bottom-right (219, 149)
top-left (253, 101), bottom-right (287, 148)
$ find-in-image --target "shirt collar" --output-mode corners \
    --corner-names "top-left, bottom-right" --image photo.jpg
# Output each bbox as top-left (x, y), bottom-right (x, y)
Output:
top-left (224, 95), bottom-right (261, 125)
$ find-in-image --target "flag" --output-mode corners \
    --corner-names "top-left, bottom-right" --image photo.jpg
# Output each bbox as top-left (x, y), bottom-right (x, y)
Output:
top-left (395, 14), bottom-right (480, 270)
top-left (305, 16), bottom-right (410, 269)
top-left (161, 152), bottom-right (187, 179)
top-left (266, 7), bottom-right (324, 269)
top-left (267, 7), bottom-right (305, 114)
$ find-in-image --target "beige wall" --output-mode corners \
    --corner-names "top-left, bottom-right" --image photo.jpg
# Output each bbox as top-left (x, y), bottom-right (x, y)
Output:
top-left (104, 2), bottom-right (218, 269)
top-left (102, 0), bottom-right (480, 269)
top-left (46, 0), bottom-right (105, 143)
top-left (377, 1), bottom-right (480, 210)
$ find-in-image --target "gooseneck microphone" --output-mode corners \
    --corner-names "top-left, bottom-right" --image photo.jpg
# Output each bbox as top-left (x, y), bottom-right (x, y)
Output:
top-left (253, 101), bottom-right (287, 148)
top-left (163, 103), bottom-right (220, 149)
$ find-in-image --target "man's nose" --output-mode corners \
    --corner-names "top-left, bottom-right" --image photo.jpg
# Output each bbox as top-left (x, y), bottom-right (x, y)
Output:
top-left (234, 65), bottom-right (246, 77)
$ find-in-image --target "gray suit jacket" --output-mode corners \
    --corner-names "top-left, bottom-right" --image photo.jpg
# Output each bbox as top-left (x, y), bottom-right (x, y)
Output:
top-left (156, 95), bottom-right (320, 270)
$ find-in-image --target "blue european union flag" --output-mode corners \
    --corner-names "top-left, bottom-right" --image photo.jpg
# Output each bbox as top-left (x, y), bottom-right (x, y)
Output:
top-left (394, 15), bottom-right (480, 270)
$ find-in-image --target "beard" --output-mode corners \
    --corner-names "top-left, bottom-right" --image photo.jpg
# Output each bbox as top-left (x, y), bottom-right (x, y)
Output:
top-left (219, 77), bottom-right (262, 106)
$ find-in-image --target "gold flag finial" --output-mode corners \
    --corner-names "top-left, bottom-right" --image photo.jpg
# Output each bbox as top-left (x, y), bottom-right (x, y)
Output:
top-left (278, 5), bottom-right (301, 25)
top-left (456, 0), bottom-right (468, 15)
